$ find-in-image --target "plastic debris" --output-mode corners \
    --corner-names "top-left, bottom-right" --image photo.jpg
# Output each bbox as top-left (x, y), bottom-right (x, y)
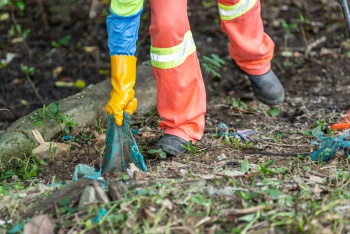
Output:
top-left (135, 188), bottom-right (156, 195)
top-left (219, 122), bottom-right (229, 135)
top-left (62, 135), bottom-right (74, 141)
top-left (310, 131), bottom-right (350, 162)
top-left (7, 222), bottom-right (25, 234)
top-left (72, 164), bottom-right (109, 190)
top-left (73, 164), bottom-right (102, 182)
top-left (92, 208), bottom-right (107, 223)
top-left (0, 219), bottom-right (12, 227)
top-left (237, 129), bottom-right (256, 141)
top-left (212, 122), bottom-right (258, 143)
top-left (213, 122), bottom-right (237, 138)
top-left (102, 112), bottom-right (147, 173)
top-left (331, 109), bottom-right (350, 130)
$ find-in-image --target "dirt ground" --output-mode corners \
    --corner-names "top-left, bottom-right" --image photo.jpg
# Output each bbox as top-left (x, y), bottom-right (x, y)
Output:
top-left (1, 0), bottom-right (349, 129)
top-left (2, 0), bottom-right (350, 232)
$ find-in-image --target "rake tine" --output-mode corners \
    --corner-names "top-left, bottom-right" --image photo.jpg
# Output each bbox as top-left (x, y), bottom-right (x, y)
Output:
top-left (345, 146), bottom-right (350, 156)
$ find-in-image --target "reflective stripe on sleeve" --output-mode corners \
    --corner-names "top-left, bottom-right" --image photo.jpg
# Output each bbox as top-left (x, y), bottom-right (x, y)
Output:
top-left (218, 0), bottom-right (257, 21)
top-left (110, 0), bottom-right (143, 17)
top-left (150, 30), bottom-right (196, 69)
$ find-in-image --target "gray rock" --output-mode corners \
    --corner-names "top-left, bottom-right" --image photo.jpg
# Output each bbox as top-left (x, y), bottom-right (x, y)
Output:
top-left (0, 62), bottom-right (156, 165)
top-left (78, 186), bottom-right (97, 211)
top-left (0, 132), bottom-right (30, 165)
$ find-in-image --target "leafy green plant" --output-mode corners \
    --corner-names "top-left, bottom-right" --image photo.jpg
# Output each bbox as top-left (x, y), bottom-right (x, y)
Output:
top-left (2, 0), bottom-right (31, 54)
top-left (232, 98), bottom-right (248, 110)
top-left (181, 140), bottom-right (201, 155)
top-left (95, 119), bottom-right (106, 134)
top-left (267, 107), bottom-right (280, 117)
top-left (0, 181), bottom-right (24, 198)
top-left (9, 23), bottom-right (30, 38)
top-left (58, 196), bottom-right (76, 214)
top-left (281, 20), bottom-right (297, 36)
top-left (280, 20), bottom-right (297, 62)
top-left (300, 119), bottom-right (332, 137)
top-left (31, 102), bottom-right (78, 135)
top-left (240, 158), bottom-right (250, 173)
top-left (147, 148), bottom-right (167, 159)
top-left (311, 120), bottom-right (331, 136)
top-left (230, 137), bottom-right (252, 149)
top-left (298, 12), bottom-right (311, 45)
top-left (316, 147), bottom-right (331, 163)
top-left (259, 159), bottom-right (274, 176)
top-left (21, 64), bottom-right (44, 103)
top-left (200, 53), bottom-right (226, 78)
top-left (3, 142), bottom-right (47, 180)
top-left (52, 35), bottom-right (71, 48)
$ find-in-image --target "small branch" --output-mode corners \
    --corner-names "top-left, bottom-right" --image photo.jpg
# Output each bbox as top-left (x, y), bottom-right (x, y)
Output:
top-left (261, 141), bottom-right (311, 148)
top-left (304, 36), bottom-right (327, 58)
top-left (222, 205), bottom-right (266, 215)
top-left (243, 149), bottom-right (309, 157)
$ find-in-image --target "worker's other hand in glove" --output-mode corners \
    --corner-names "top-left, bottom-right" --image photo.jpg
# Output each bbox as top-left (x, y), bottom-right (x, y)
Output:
top-left (105, 55), bottom-right (137, 126)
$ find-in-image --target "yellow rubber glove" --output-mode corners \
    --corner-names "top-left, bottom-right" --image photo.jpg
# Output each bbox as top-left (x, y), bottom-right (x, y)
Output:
top-left (105, 55), bottom-right (138, 126)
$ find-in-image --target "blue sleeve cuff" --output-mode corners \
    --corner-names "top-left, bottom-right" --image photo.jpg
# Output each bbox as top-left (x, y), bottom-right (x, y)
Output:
top-left (106, 8), bottom-right (143, 56)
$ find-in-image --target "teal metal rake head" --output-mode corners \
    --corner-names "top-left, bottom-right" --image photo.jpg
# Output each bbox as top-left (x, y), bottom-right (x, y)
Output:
top-left (310, 131), bottom-right (350, 162)
top-left (102, 112), bottom-right (147, 174)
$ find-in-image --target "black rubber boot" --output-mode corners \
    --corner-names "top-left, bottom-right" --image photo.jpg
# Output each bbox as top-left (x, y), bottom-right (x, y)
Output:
top-left (152, 134), bottom-right (187, 156)
top-left (247, 69), bottom-right (285, 106)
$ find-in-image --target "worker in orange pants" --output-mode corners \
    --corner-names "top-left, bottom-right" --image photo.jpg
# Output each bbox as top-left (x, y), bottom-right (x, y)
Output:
top-left (106, 0), bottom-right (284, 156)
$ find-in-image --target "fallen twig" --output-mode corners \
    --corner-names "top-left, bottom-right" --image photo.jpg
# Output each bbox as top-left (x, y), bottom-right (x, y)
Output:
top-left (222, 205), bottom-right (266, 215)
top-left (261, 141), bottom-right (311, 148)
top-left (243, 149), bottom-right (309, 157)
top-left (304, 36), bottom-right (327, 58)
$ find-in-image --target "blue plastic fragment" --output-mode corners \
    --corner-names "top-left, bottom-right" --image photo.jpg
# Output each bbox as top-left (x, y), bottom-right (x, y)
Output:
top-left (102, 112), bottom-right (147, 173)
top-left (72, 164), bottom-right (109, 188)
top-left (216, 122), bottom-right (235, 136)
top-left (92, 208), bottom-right (108, 223)
top-left (219, 122), bottom-right (229, 135)
top-left (237, 129), bottom-right (256, 141)
top-left (72, 164), bottom-right (102, 182)
top-left (135, 188), bottom-right (156, 195)
top-left (62, 135), bottom-right (74, 141)
top-left (310, 131), bottom-right (350, 162)
top-left (7, 221), bottom-right (27, 234)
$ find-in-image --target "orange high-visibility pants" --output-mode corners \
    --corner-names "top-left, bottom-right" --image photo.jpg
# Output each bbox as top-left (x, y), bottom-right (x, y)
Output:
top-left (149, 0), bottom-right (274, 142)
top-left (218, 0), bottom-right (274, 75)
top-left (149, 0), bottom-right (206, 143)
